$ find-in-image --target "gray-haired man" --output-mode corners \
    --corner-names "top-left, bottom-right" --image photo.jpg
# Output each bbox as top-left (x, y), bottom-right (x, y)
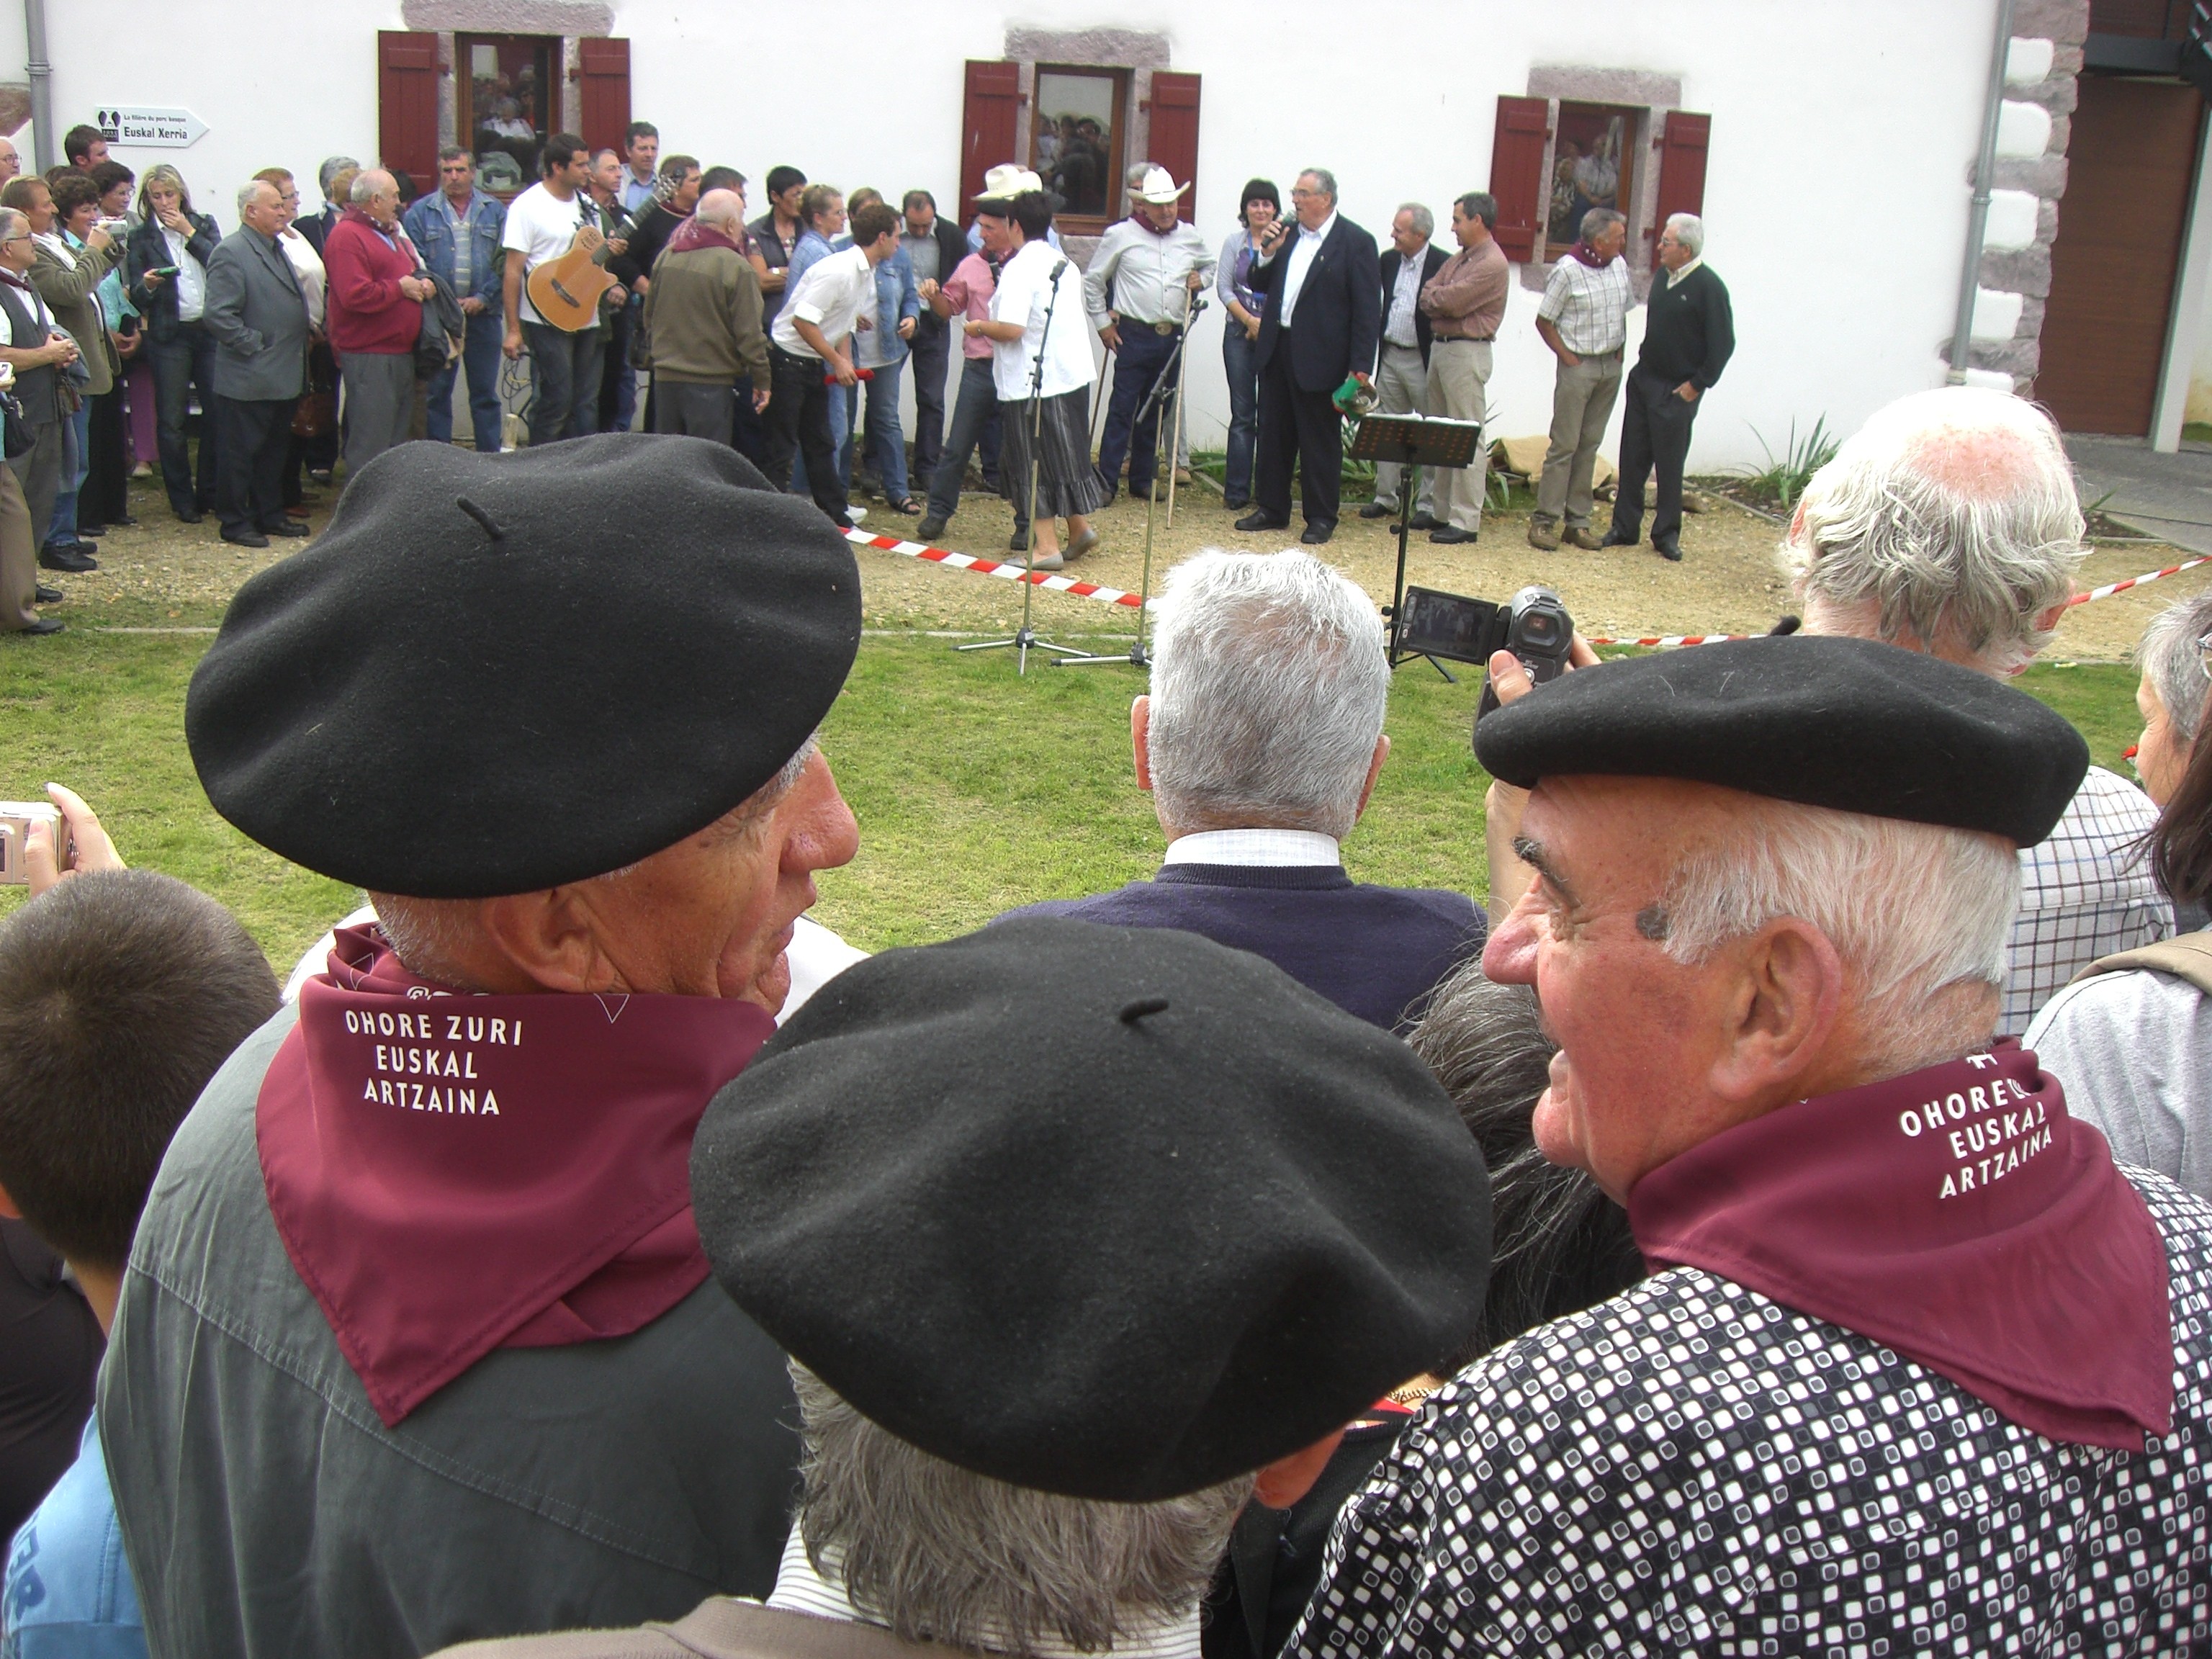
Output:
top-left (203, 180), bottom-right (312, 547)
top-left (1529, 206), bottom-right (1630, 551)
top-left (997, 547), bottom-right (1483, 1028)
top-left (1359, 203), bottom-right (1447, 527)
top-left (1604, 212), bottom-right (1732, 561)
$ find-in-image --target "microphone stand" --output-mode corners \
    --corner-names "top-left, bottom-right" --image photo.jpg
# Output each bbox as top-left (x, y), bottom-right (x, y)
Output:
top-left (959, 247), bottom-right (1082, 674)
top-left (1058, 287), bottom-right (1205, 671)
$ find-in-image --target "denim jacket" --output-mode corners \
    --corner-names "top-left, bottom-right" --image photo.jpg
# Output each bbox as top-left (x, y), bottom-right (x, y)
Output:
top-left (860, 244), bottom-right (921, 369)
top-left (400, 190), bottom-right (506, 308)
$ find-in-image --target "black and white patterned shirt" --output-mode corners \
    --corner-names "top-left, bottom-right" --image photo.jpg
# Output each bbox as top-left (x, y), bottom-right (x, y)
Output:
top-left (1534, 256), bottom-right (1631, 356)
top-left (1288, 1170), bottom-right (2212, 1658)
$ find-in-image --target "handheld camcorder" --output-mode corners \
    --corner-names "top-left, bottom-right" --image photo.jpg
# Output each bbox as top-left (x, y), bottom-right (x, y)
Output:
top-left (1393, 585), bottom-right (1574, 721)
top-left (0, 801), bottom-right (60, 886)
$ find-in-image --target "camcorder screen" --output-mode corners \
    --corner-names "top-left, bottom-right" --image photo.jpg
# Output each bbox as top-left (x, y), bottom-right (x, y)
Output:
top-left (1398, 588), bottom-right (1508, 666)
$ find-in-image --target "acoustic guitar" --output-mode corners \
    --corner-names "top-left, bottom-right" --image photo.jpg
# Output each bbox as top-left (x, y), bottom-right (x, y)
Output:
top-left (523, 171), bottom-right (681, 333)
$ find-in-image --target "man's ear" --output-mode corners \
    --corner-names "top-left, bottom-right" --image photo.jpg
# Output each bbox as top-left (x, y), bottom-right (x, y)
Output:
top-left (1131, 696), bottom-right (1154, 793)
top-left (474, 889), bottom-right (617, 994)
top-left (1706, 918), bottom-right (1844, 1107)
top-left (1352, 734), bottom-right (1390, 824)
top-left (1251, 1428), bottom-right (1346, 1510)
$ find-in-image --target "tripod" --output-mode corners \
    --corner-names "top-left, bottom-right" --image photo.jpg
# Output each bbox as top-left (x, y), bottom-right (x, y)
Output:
top-left (1346, 413), bottom-right (1483, 682)
top-left (959, 248), bottom-right (1083, 674)
top-left (1058, 290), bottom-right (1206, 670)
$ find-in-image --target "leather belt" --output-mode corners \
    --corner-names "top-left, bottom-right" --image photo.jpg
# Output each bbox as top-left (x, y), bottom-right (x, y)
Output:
top-left (1118, 319), bottom-right (1182, 336)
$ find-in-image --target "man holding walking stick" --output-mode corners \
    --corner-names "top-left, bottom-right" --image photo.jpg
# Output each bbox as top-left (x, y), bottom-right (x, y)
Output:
top-left (1085, 166), bottom-right (1212, 507)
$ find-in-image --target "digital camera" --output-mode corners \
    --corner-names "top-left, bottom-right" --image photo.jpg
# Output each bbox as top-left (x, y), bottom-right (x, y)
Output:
top-left (1393, 585), bottom-right (1574, 721)
top-left (0, 801), bottom-right (60, 886)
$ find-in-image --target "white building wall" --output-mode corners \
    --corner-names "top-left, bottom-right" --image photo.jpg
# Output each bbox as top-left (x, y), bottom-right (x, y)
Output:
top-left (27, 0), bottom-right (1997, 472)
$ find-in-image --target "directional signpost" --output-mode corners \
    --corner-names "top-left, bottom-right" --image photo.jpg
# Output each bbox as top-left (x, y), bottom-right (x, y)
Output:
top-left (94, 107), bottom-right (207, 149)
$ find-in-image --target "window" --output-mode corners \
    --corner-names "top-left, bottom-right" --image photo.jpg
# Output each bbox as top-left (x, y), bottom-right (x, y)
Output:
top-left (1033, 66), bottom-right (1128, 231)
top-left (459, 33), bottom-right (557, 196)
top-left (1545, 103), bottom-right (1634, 257)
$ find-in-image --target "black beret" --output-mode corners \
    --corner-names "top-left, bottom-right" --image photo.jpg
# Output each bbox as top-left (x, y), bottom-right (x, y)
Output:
top-left (1475, 635), bottom-right (2088, 846)
top-left (185, 435), bottom-right (861, 897)
top-left (691, 917), bottom-right (1492, 1503)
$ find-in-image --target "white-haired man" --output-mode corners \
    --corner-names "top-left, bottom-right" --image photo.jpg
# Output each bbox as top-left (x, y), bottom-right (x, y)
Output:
top-left (642, 188), bottom-right (770, 445)
top-left (1602, 212), bottom-right (1732, 561)
top-left (1785, 386), bottom-right (2172, 1033)
top-left (998, 549), bottom-right (1483, 1028)
top-left (1084, 164), bottom-right (1213, 506)
top-left (1358, 203), bottom-right (1447, 529)
top-left (323, 168), bottom-right (429, 480)
top-left (1290, 634), bottom-right (2212, 1657)
top-left (202, 179), bottom-right (312, 547)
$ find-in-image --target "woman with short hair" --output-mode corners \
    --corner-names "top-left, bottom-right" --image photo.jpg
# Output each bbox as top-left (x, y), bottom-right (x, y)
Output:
top-left (1216, 179), bottom-right (1278, 512)
top-left (124, 163), bottom-right (220, 523)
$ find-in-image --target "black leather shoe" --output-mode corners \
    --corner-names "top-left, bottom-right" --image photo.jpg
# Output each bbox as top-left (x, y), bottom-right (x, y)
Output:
top-left (264, 521), bottom-right (310, 538)
top-left (1655, 541), bottom-right (1683, 562)
top-left (1300, 521), bottom-right (1336, 545)
top-left (1429, 526), bottom-right (1477, 544)
top-left (1357, 501), bottom-right (1395, 520)
top-left (174, 508), bottom-right (204, 524)
top-left (222, 529), bottom-right (271, 549)
top-left (1410, 513), bottom-right (1440, 531)
top-left (38, 545), bottom-right (94, 572)
top-left (914, 516), bottom-right (948, 541)
top-left (1235, 511), bottom-right (1290, 532)
top-left (55, 538), bottom-right (96, 558)
top-left (1222, 496), bottom-right (1249, 511)
top-left (1008, 529), bottom-right (1030, 553)
top-left (35, 584), bottom-right (62, 603)
top-left (76, 523), bottom-right (107, 538)
top-left (17, 616), bottom-right (63, 635)
top-left (1599, 530), bottom-right (1638, 548)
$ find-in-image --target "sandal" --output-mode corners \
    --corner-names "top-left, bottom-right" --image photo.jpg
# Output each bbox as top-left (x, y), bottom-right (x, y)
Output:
top-left (889, 498), bottom-right (923, 516)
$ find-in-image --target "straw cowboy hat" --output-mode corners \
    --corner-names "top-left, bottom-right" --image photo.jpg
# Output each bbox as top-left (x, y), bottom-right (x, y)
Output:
top-left (974, 164), bottom-right (1045, 201)
top-left (1129, 165), bottom-right (1192, 204)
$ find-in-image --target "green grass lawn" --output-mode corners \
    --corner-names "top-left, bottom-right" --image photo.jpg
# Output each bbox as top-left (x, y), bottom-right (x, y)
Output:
top-left (0, 630), bottom-right (2150, 971)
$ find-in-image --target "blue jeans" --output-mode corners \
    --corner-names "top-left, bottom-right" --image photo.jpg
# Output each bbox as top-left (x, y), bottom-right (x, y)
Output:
top-left (522, 322), bottom-right (605, 446)
top-left (1094, 325), bottom-right (1179, 497)
top-left (1223, 325), bottom-right (1260, 504)
top-left (45, 395), bottom-right (91, 547)
top-left (428, 310), bottom-right (505, 452)
top-left (854, 360), bottom-right (907, 503)
top-left (149, 322), bottom-right (219, 517)
top-left (925, 357), bottom-right (1025, 531)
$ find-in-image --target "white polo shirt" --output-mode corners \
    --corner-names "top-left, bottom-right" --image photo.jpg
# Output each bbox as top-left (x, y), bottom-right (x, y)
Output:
top-left (771, 246), bottom-right (876, 360)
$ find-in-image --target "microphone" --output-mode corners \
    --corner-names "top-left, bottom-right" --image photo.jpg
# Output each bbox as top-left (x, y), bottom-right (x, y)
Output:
top-left (1052, 258), bottom-right (1070, 281)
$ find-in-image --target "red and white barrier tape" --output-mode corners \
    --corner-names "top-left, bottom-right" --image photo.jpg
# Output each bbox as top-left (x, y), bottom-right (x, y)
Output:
top-left (847, 531), bottom-right (2212, 645)
top-left (844, 527), bottom-right (1145, 610)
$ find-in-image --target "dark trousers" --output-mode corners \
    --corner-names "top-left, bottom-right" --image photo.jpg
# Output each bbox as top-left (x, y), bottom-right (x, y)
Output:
top-left (925, 357), bottom-right (1025, 531)
top-left (1222, 325), bottom-right (1260, 504)
top-left (148, 322), bottom-right (219, 518)
top-left (909, 324), bottom-right (951, 482)
top-left (597, 302), bottom-right (636, 433)
top-left (652, 379), bottom-right (734, 446)
top-left (523, 322), bottom-right (606, 446)
top-left (215, 395), bottom-right (300, 534)
top-left (1095, 325), bottom-right (1179, 496)
top-left (1609, 364), bottom-right (1700, 552)
top-left (428, 310), bottom-right (505, 452)
top-left (730, 375), bottom-right (766, 464)
top-left (81, 387), bottom-right (130, 528)
top-left (762, 345), bottom-right (850, 526)
top-left (1254, 352), bottom-right (1343, 528)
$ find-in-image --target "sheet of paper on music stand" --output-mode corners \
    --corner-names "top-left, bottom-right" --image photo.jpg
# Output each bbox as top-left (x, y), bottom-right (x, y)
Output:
top-left (1346, 413), bottom-right (1483, 468)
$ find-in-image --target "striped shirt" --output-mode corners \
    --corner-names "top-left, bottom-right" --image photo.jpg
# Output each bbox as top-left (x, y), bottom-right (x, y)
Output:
top-left (1535, 253), bottom-right (1631, 354)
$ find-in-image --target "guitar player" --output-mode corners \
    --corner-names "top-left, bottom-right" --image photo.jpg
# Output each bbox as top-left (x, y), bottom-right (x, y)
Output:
top-left (501, 134), bottom-right (629, 447)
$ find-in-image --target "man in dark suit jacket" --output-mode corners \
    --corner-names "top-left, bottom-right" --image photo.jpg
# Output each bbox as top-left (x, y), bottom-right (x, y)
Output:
top-left (996, 547), bottom-right (1483, 1029)
top-left (1361, 204), bottom-right (1449, 527)
top-left (1234, 168), bottom-right (1380, 545)
top-left (202, 181), bottom-right (311, 547)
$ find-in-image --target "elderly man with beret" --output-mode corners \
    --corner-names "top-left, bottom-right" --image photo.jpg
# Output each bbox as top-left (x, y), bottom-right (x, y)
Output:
top-left (428, 915), bottom-right (1493, 1658)
top-left (1288, 637), bottom-right (2212, 1657)
top-left (101, 435), bottom-right (865, 1656)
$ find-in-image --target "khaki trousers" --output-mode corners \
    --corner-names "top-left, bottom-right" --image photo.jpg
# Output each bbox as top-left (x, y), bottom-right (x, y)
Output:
top-left (1424, 338), bottom-right (1493, 532)
top-left (1371, 341), bottom-right (1434, 516)
top-left (1534, 349), bottom-right (1622, 529)
top-left (0, 462), bottom-right (38, 630)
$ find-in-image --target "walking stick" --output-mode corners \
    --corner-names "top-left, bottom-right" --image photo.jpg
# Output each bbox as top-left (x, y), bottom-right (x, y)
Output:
top-left (1164, 279), bottom-right (1195, 526)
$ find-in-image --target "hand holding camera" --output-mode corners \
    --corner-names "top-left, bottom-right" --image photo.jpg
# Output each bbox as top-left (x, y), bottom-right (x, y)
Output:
top-left (1, 783), bottom-right (125, 893)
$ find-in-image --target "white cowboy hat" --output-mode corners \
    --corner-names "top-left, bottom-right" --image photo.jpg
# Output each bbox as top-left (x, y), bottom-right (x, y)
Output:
top-left (974, 164), bottom-right (1044, 202)
top-left (1129, 166), bottom-right (1192, 205)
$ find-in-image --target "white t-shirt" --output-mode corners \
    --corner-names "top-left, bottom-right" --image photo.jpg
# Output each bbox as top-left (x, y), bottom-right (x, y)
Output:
top-left (771, 246), bottom-right (876, 359)
top-left (989, 239), bottom-right (1094, 402)
top-left (500, 181), bottom-right (591, 326)
top-left (163, 224), bottom-right (207, 323)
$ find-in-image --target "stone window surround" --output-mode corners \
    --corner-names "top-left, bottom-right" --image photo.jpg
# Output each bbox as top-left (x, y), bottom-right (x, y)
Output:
top-left (1001, 28), bottom-right (1174, 268)
top-left (400, 0), bottom-right (616, 153)
top-left (1516, 66), bottom-right (1686, 301)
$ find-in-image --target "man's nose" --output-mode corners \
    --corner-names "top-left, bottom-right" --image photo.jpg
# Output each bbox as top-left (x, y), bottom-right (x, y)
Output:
top-left (1481, 901), bottom-right (1542, 986)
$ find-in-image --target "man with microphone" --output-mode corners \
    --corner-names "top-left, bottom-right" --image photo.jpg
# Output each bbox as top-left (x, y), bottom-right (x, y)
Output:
top-left (1084, 165), bottom-right (1213, 505)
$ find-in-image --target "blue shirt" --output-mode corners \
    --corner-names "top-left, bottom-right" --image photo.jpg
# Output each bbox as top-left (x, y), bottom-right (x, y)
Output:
top-left (4, 1418), bottom-right (145, 1659)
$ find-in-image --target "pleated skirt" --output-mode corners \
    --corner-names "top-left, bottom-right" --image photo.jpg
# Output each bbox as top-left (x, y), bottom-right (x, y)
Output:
top-left (997, 388), bottom-right (1106, 518)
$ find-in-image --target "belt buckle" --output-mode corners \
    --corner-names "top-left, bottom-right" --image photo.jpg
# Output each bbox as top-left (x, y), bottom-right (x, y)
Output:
top-left (1154, 320), bottom-right (1175, 336)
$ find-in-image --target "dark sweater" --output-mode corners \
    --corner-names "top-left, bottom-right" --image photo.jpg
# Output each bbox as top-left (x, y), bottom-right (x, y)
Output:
top-left (997, 864), bottom-right (1484, 1030)
top-left (1637, 262), bottom-right (1735, 390)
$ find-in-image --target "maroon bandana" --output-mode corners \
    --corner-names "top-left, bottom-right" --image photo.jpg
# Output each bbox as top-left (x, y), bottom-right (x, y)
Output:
top-left (665, 216), bottom-right (742, 257)
top-left (257, 925), bottom-right (775, 1425)
top-left (1566, 240), bottom-right (1611, 271)
top-left (1629, 1044), bottom-right (2173, 1450)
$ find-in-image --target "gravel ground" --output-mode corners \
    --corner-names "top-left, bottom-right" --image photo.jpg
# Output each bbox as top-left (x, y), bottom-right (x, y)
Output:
top-left (47, 465), bottom-right (2206, 662)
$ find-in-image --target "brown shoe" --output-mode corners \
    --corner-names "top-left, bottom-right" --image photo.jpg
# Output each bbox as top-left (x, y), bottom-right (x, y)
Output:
top-left (1527, 518), bottom-right (1561, 552)
top-left (1561, 526), bottom-right (1604, 551)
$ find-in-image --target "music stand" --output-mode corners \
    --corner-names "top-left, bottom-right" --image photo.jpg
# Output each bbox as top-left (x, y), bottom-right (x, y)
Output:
top-left (1348, 413), bottom-right (1483, 681)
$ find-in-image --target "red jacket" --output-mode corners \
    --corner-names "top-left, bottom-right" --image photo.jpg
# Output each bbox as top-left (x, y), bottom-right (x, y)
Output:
top-left (324, 206), bottom-right (422, 358)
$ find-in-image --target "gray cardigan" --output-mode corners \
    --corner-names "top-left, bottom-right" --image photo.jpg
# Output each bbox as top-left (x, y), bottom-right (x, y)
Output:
top-left (201, 225), bottom-right (311, 400)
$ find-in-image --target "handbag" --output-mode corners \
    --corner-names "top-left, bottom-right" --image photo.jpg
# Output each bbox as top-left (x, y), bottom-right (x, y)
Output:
top-left (0, 391), bottom-right (32, 461)
top-left (291, 388), bottom-right (335, 439)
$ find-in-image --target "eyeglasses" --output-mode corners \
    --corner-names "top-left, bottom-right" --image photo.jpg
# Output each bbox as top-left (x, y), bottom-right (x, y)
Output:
top-left (1289, 188), bottom-right (1325, 199)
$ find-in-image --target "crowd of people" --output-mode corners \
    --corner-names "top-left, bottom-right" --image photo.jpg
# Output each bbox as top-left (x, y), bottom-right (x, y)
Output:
top-left (0, 114), bottom-right (1747, 630)
top-left (0, 366), bottom-right (2208, 1655)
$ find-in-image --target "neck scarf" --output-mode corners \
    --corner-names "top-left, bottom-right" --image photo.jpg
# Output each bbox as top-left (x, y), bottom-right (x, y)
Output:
top-left (665, 216), bottom-right (740, 257)
top-left (1566, 240), bottom-right (1610, 270)
top-left (256, 925), bottom-right (776, 1425)
top-left (1630, 1044), bottom-right (2172, 1450)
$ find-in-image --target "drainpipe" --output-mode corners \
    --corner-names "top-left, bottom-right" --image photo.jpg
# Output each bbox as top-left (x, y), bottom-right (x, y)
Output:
top-left (23, 0), bottom-right (53, 172)
top-left (1949, 0), bottom-right (2017, 385)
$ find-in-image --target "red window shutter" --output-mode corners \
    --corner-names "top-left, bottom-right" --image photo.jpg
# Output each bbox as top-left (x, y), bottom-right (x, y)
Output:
top-left (377, 30), bottom-right (441, 189)
top-left (1488, 95), bottom-right (1550, 262)
top-left (959, 60), bottom-right (1022, 224)
top-left (1654, 111), bottom-right (1712, 228)
top-left (578, 38), bottom-right (631, 161)
top-left (1149, 71), bottom-right (1201, 222)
